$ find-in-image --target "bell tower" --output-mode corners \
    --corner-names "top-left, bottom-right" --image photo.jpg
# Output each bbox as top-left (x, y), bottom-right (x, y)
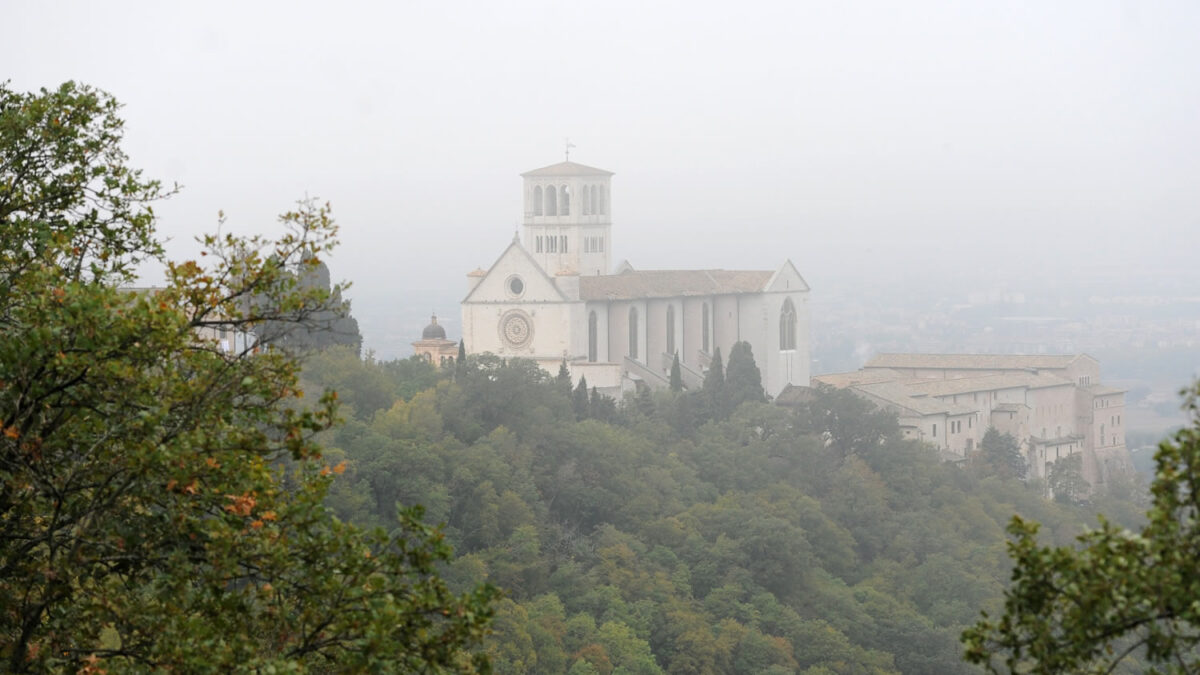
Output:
top-left (521, 159), bottom-right (613, 276)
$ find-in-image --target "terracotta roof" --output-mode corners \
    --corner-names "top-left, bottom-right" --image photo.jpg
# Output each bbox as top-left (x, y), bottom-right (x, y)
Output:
top-left (865, 353), bottom-right (1087, 371)
top-left (521, 161), bottom-right (614, 177)
top-left (812, 369), bottom-right (902, 388)
top-left (579, 269), bottom-right (772, 301)
top-left (902, 372), bottom-right (1072, 396)
top-left (853, 381), bottom-right (977, 416)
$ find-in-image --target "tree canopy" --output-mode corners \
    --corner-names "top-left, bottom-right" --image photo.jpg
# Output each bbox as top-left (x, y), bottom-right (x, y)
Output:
top-left (0, 82), bottom-right (494, 673)
top-left (963, 383), bottom-right (1200, 674)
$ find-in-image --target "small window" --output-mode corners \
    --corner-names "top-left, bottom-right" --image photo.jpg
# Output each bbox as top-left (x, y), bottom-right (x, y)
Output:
top-left (546, 185), bottom-right (557, 216)
top-left (536, 236), bottom-right (543, 253)
top-left (560, 185), bottom-right (570, 216)
top-left (598, 237), bottom-right (604, 252)
top-left (932, 424), bottom-right (937, 437)
top-left (507, 276), bottom-right (525, 297)
top-left (599, 185), bottom-right (607, 215)
top-left (561, 236), bottom-right (567, 253)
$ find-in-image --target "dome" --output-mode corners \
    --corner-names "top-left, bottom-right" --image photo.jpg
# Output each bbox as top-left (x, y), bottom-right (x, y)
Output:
top-left (421, 314), bottom-right (447, 340)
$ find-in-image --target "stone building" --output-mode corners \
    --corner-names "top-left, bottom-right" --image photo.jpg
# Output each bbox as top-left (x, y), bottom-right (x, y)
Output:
top-left (812, 353), bottom-right (1131, 486)
top-left (411, 314), bottom-right (458, 368)
top-left (461, 160), bottom-right (811, 397)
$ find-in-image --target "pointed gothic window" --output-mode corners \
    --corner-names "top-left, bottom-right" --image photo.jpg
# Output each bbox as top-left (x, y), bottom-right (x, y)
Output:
top-left (588, 311), bottom-right (598, 362)
top-left (560, 185), bottom-right (570, 216)
top-left (534, 186), bottom-right (543, 216)
top-left (780, 298), bottom-right (797, 350)
top-left (546, 184), bottom-right (557, 216)
top-left (629, 307), bottom-right (639, 360)
top-left (666, 305), bottom-right (676, 354)
top-left (702, 302), bottom-right (710, 353)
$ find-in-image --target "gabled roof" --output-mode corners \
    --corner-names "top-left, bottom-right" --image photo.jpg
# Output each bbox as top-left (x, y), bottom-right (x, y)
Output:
top-left (462, 239), bottom-right (567, 304)
top-left (579, 269), bottom-right (772, 301)
top-left (521, 161), bottom-right (614, 178)
top-left (864, 353), bottom-right (1089, 371)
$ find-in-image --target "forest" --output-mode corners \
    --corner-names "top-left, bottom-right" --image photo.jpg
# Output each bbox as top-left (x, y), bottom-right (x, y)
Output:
top-left (300, 345), bottom-right (1147, 675)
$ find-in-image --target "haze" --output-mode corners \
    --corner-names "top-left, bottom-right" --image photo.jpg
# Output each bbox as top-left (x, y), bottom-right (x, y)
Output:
top-left (6, 0), bottom-right (1199, 359)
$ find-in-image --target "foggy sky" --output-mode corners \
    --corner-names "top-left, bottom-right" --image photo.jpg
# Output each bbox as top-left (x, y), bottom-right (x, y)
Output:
top-left (6, 1), bottom-right (1199, 353)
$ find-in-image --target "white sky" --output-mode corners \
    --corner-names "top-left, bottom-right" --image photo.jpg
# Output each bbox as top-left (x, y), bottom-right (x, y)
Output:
top-left (6, 1), bottom-right (1199, 350)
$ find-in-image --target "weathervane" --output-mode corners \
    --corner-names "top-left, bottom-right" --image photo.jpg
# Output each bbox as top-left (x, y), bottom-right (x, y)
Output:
top-left (565, 138), bottom-right (576, 161)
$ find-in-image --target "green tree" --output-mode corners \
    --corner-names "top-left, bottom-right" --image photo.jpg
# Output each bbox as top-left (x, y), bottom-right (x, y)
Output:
top-left (1047, 453), bottom-right (1089, 505)
top-left (557, 358), bottom-right (573, 398)
top-left (977, 428), bottom-right (1026, 480)
top-left (725, 341), bottom-right (765, 409)
top-left (703, 347), bottom-right (724, 393)
top-left (669, 353), bottom-right (683, 392)
top-left (0, 82), bottom-right (495, 673)
top-left (574, 376), bottom-right (591, 421)
top-left (963, 383), bottom-right (1200, 674)
top-left (455, 339), bottom-right (468, 381)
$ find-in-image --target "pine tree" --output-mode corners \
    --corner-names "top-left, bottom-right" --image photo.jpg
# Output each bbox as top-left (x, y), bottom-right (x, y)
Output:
top-left (703, 347), bottom-right (724, 392)
top-left (669, 352), bottom-right (683, 392)
top-left (572, 376), bottom-right (591, 420)
top-left (454, 339), bottom-right (467, 381)
top-left (726, 341), bottom-right (766, 409)
top-left (556, 358), bottom-right (572, 399)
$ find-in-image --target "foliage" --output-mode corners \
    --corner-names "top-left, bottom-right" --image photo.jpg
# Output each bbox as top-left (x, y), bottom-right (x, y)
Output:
top-left (725, 341), bottom-right (765, 407)
top-left (258, 256), bottom-right (363, 355)
top-left (0, 82), bottom-right (494, 673)
top-left (669, 353), bottom-right (682, 393)
top-left (977, 429), bottom-right (1027, 480)
top-left (300, 343), bottom-right (1143, 674)
top-left (963, 383), bottom-right (1200, 674)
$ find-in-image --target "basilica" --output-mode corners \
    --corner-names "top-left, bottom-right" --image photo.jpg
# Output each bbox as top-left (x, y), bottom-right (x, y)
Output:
top-left (457, 159), bottom-right (811, 397)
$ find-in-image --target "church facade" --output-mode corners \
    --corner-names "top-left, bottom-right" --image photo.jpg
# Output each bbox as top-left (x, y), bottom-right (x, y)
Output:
top-left (461, 160), bottom-right (810, 397)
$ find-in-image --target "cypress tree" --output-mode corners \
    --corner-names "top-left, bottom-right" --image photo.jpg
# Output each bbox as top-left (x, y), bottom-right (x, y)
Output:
top-left (572, 375), bottom-right (590, 420)
top-left (556, 358), bottom-right (572, 398)
top-left (454, 339), bottom-right (467, 381)
top-left (726, 341), bottom-right (766, 409)
top-left (669, 352), bottom-right (683, 392)
top-left (703, 347), bottom-right (724, 392)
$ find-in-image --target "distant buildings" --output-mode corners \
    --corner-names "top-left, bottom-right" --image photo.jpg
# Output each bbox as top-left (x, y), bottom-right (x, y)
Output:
top-left (458, 159), bottom-right (811, 397)
top-left (412, 314), bottom-right (458, 368)
top-left (813, 353), bottom-right (1131, 486)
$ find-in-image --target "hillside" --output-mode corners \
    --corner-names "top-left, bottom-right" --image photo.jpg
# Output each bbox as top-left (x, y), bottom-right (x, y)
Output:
top-left (303, 347), bottom-right (1144, 674)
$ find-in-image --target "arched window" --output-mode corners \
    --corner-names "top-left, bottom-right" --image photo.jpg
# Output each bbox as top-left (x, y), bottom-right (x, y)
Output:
top-left (591, 185), bottom-right (598, 215)
top-left (702, 302), bottom-right (710, 353)
top-left (780, 298), bottom-right (796, 350)
top-left (629, 307), bottom-right (639, 360)
top-left (582, 185), bottom-right (591, 215)
top-left (588, 311), bottom-right (598, 362)
top-left (666, 305), bottom-right (676, 354)
top-left (533, 186), bottom-right (543, 216)
top-left (546, 184), bottom-right (557, 216)
top-left (599, 185), bottom-right (607, 215)
top-left (560, 185), bottom-right (570, 216)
